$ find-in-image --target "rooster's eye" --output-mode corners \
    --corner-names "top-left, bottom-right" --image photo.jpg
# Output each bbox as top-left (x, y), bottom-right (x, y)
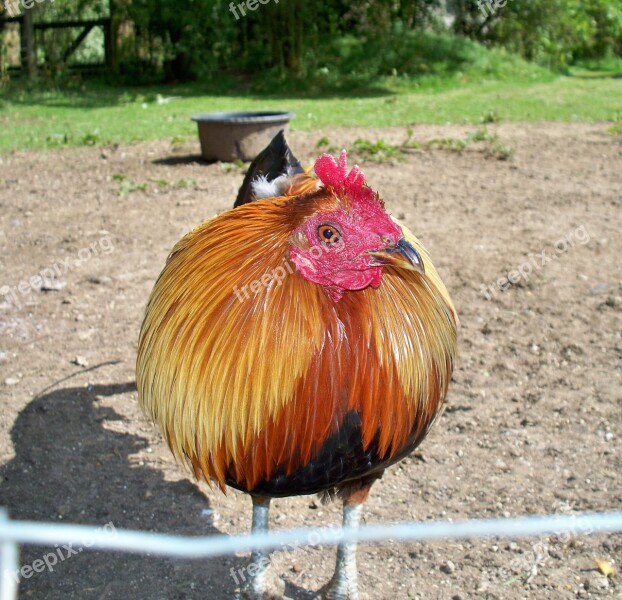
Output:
top-left (318, 224), bottom-right (341, 244)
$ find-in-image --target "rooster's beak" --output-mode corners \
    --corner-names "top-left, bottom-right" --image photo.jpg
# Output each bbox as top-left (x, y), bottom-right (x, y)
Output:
top-left (367, 238), bottom-right (425, 274)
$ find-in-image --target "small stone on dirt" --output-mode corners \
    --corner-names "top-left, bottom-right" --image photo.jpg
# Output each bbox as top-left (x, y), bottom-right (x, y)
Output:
top-left (71, 356), bottom-right (89, 367)
top-left (440, 560), bottom-right (456, 574)
top-left (87, 276), bottom-right (113, 285)
top-left (41, 281), bottom-right (66, 292)
top-left (585, 571), bottom-right (609, 592)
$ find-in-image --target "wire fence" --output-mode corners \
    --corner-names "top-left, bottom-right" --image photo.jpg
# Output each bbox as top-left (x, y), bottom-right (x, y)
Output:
top-left (1, 508), bottom-right (621, 599)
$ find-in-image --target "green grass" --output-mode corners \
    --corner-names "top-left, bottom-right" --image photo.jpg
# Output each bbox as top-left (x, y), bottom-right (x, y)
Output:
top-left (320, 126), bottom-right (515, 165)
top-left (1, 76), bottom-right (620, 153)
top-left (1, 32), bottom-right (621, 153)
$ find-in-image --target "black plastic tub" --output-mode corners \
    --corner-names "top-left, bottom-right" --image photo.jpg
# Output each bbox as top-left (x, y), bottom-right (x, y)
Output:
top-left (191, 111), bottom-right (295, 161)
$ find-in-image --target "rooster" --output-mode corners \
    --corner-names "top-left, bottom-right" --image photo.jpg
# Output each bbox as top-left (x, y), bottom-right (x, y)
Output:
top-left (137, 132), bottom-right (458, 599)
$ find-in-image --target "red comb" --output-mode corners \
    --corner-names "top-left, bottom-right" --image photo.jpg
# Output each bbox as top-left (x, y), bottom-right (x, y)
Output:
top-left (314, 150), bottom-right (378, 207)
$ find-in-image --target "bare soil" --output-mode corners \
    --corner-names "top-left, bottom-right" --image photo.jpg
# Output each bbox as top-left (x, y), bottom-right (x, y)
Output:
top-left (0, 123), bottom-right (620, 600)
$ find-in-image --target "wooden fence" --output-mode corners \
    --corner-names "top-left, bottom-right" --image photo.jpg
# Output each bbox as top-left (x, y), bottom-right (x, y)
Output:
top-left (0, 13), bottom-right (113, 77)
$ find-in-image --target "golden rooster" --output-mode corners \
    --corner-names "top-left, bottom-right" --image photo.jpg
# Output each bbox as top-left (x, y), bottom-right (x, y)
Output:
top-left (137, 132), bottom-right (458, 600)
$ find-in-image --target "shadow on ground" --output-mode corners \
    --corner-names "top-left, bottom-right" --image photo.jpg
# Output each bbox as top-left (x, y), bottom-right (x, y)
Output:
top-left (2, 76), bottom-right (395, 111)
top-left (152, 154), bottom-right (208, 166)
top-left (0, 382), bottom-right (248, 599)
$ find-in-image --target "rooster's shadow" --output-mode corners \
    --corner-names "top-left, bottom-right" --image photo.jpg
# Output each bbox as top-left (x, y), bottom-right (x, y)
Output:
top-left (0, 381), bottom-right (254, 600)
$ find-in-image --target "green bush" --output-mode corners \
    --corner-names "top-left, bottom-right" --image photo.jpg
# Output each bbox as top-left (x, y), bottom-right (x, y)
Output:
top-left (449, 0), bottom-right (622, 71)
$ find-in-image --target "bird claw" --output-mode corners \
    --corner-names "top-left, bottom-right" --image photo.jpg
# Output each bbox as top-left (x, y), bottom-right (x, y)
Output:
top-left (235, 566), bottom-right (285, 600)
top-left (317, 576), bottom-right (365, 600)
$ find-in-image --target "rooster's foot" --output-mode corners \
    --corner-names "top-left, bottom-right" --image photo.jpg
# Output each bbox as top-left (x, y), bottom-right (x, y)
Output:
top-left (236, 563), bottom-right (285, 600)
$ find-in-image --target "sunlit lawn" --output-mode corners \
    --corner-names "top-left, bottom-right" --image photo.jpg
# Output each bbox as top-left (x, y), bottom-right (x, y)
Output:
top-left (1, 73), bottom-right (621, 153)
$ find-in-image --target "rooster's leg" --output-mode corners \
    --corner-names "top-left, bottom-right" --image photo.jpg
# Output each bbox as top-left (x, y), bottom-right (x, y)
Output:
top-left (323, 488), bottom-right (370, 600)
top-left (239, 495), bottom-right (285, 600)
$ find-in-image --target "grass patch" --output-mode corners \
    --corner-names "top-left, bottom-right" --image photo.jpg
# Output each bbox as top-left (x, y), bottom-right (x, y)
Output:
top-left (349, 138), bottom-right (405, 163)
top-left (112, 174), bottom-right (148, 197)
top-left (608, 122), bottom-right (622, 140)
top-left (317, 126), bottom-right (514, 165)
top-left (111, 173), bottom-right (198, 196)
top-left (424, 127), bottom-right (514, 160)
top-left (220, 160), bottom-right (246, 174)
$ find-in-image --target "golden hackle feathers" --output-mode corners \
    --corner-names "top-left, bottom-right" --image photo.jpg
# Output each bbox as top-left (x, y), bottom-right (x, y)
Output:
top-left (136, 182), bottom-right (457, 492)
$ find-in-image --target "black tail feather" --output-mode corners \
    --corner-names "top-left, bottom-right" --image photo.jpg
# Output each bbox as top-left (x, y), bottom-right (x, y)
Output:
top-left (234, 130), bottom-right (304, 208)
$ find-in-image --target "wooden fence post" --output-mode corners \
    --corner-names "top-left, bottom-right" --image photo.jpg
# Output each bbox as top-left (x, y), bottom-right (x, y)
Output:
top-left (20, 9), bottom-right (36, 79)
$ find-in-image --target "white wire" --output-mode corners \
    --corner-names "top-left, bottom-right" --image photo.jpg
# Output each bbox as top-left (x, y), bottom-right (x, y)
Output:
top-left (0, 510), bottom-right (620, 560)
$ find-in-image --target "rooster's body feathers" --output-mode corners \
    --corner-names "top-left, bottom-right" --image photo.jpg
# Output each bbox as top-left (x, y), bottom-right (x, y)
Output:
top-left (137, 169), bottom-right (457, 497)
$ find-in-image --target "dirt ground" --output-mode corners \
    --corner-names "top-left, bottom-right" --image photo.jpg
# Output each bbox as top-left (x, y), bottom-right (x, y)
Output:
top-left (0, 123), bottom-right (620, 600)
